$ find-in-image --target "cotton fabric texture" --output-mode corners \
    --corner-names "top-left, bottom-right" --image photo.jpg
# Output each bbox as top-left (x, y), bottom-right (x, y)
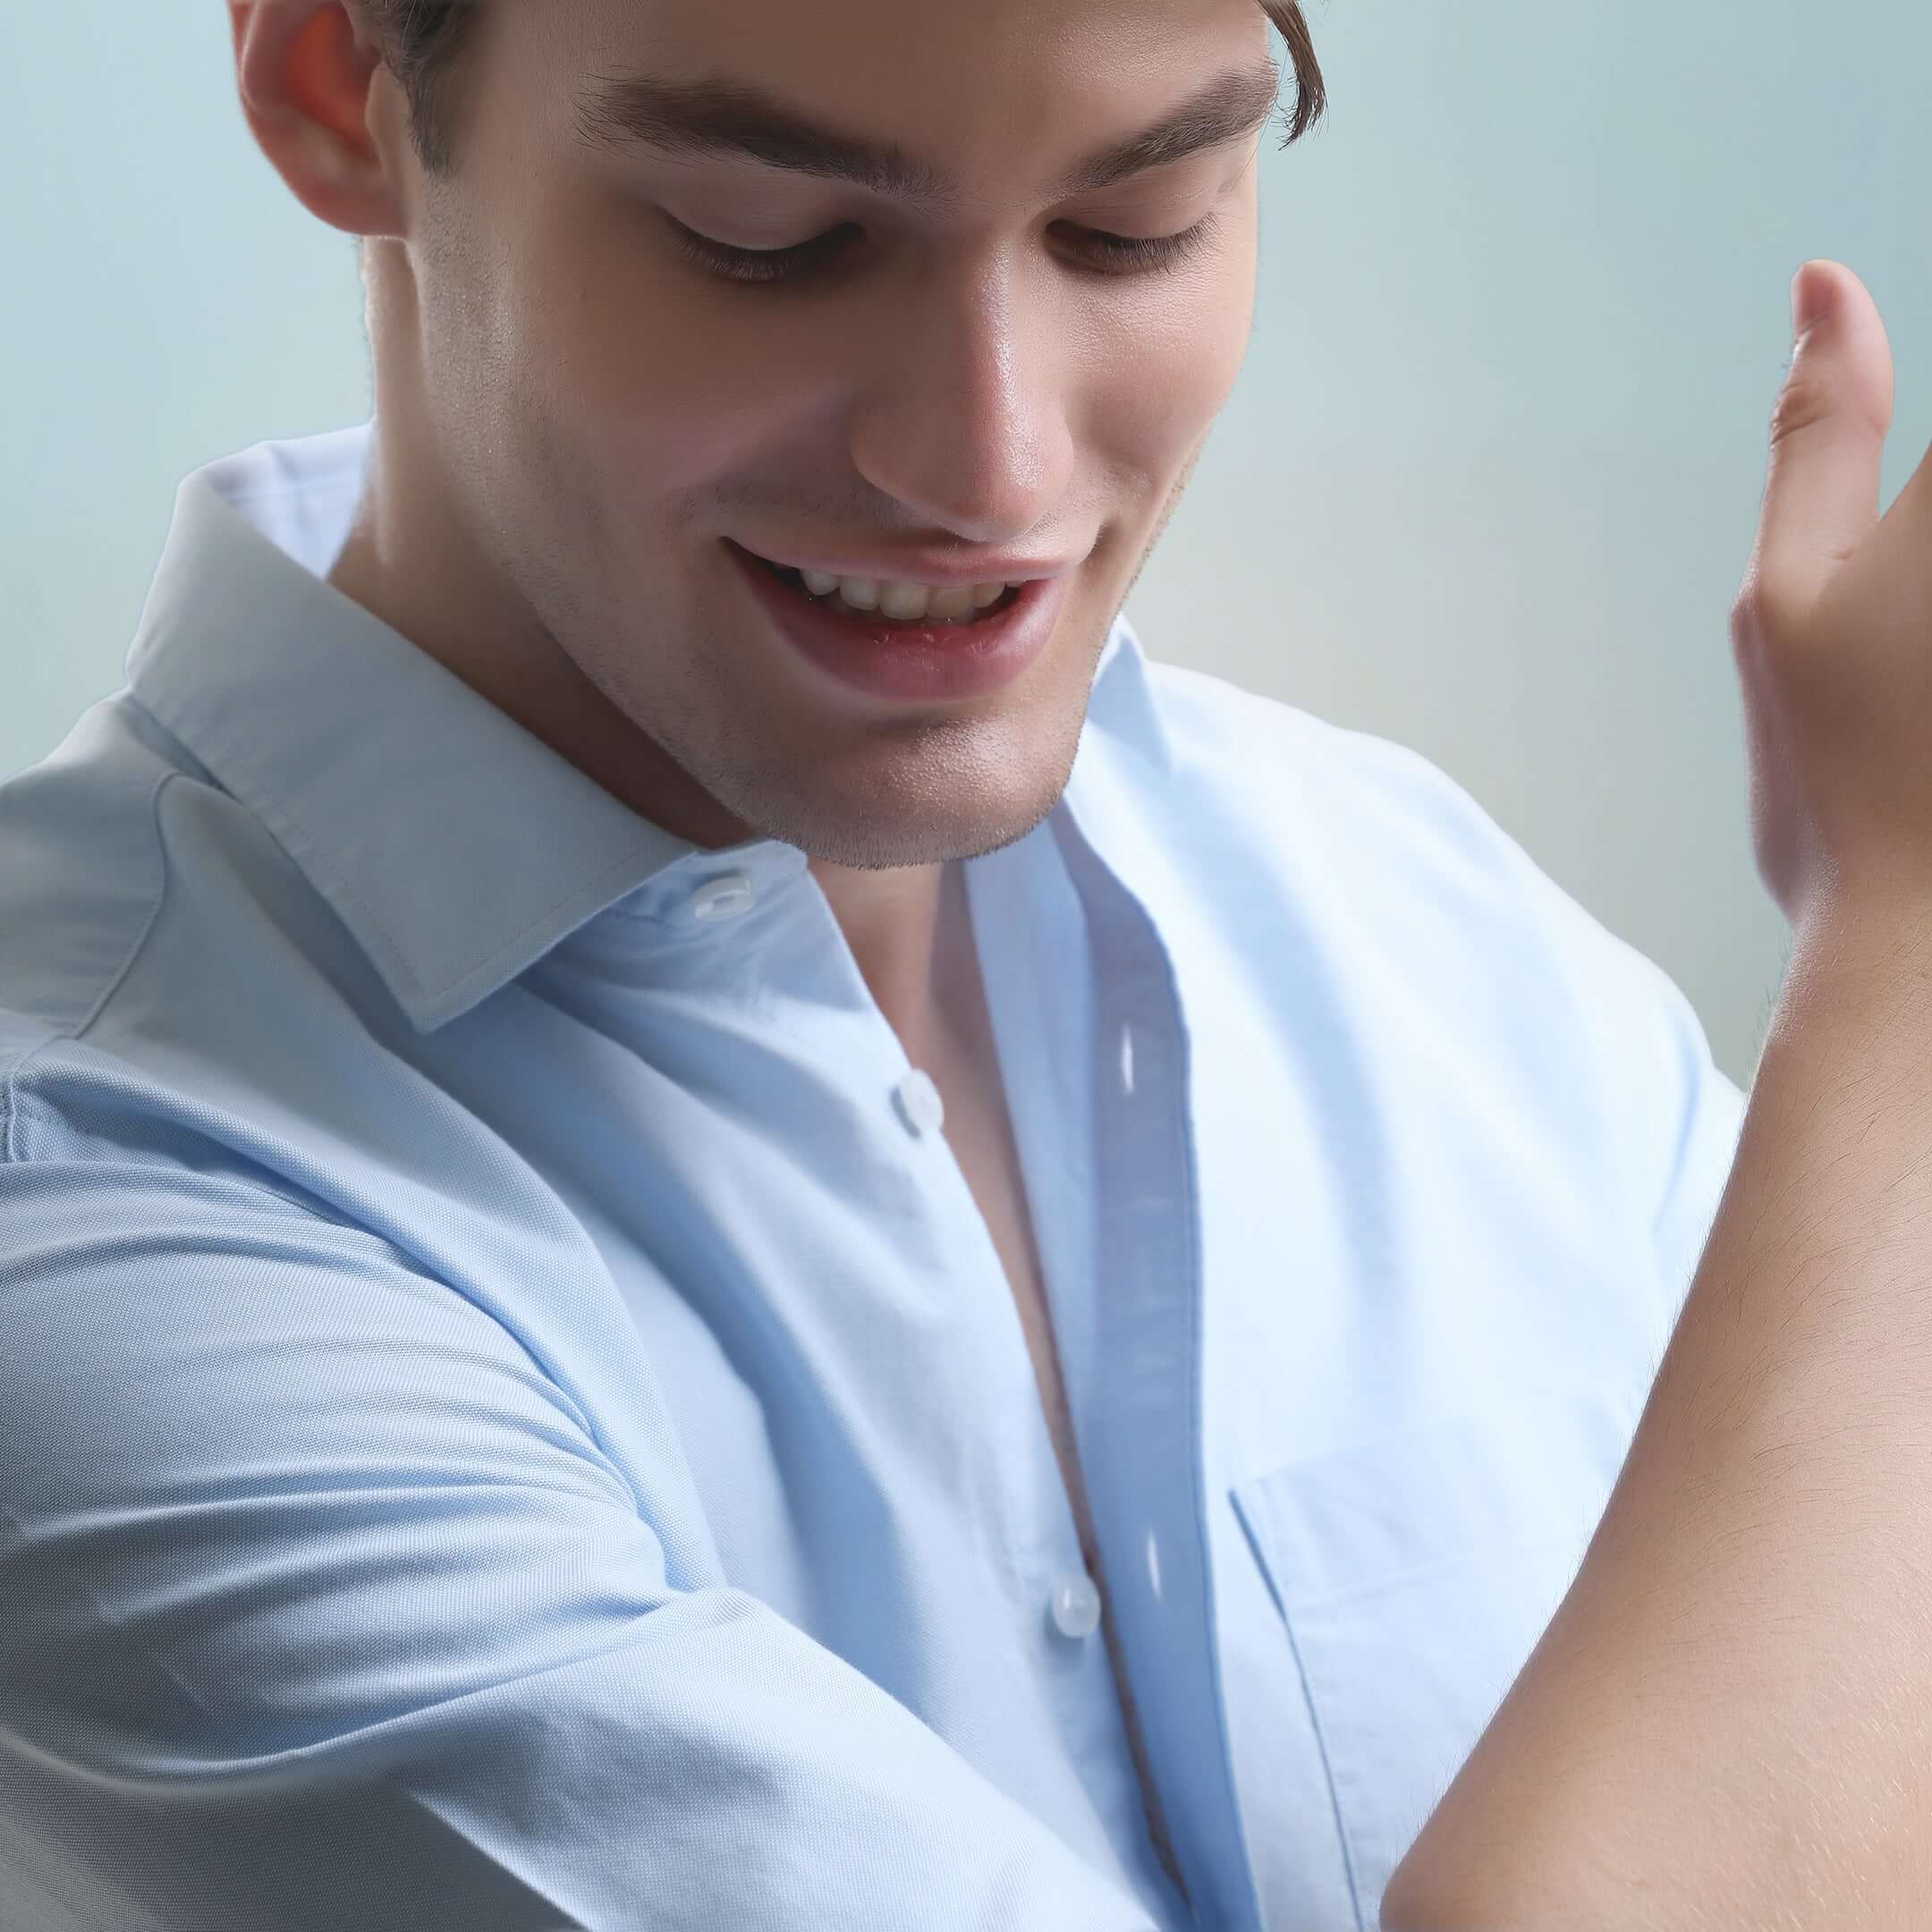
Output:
top-left (0, 428), bottom-right (1745, 1931)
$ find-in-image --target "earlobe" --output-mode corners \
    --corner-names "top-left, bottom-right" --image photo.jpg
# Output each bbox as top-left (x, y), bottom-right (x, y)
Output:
top-left (231, 0), bottom-right (407, 242)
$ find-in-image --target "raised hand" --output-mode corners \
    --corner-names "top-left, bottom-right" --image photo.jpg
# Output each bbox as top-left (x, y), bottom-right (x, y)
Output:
top-left (1732, 259), bottom-right (1932, 933)
top-left (1383, 260), bottom-right (1932, 1932)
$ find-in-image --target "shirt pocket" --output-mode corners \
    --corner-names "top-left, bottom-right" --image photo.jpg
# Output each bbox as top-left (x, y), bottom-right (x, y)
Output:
top-left (1229, 1385), bottom-right (1640, 1930)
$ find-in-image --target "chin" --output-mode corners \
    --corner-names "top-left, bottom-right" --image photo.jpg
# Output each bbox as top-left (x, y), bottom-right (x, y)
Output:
top-left (751, 756), bottom-right (1073, 874)
top-left (801, 800), bottom-right (1063, 873)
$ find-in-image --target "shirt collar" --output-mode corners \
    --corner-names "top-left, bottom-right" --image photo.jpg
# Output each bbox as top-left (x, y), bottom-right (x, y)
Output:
top-left (124, 423), bottom-right (1169, 1032)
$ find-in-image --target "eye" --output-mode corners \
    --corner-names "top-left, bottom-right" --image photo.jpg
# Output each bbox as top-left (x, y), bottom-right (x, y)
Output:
top-left (1072, 215), bottom-right (1222, 276)
top-left (663, 212), bottom-right (1223, 288)
top-left (664, 217), bottom-right (860, 285)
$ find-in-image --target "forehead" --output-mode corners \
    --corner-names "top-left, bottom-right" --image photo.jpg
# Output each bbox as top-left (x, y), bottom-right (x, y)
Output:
top-left (553, 0), bottom-right (1272, 72)
top-left (502, 0), bottom-right (1277, 196)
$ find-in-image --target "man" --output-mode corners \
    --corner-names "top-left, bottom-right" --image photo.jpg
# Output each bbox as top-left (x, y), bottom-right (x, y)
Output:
top-left (0, 2), bottom-right (1925, 1928)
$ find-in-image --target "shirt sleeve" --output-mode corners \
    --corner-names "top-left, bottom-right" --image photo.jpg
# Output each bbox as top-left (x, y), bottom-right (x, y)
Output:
top-left (1638, 965), bottom-right (1750, 1334)
top-left (0, 1153), bottom-right (1160, 1932)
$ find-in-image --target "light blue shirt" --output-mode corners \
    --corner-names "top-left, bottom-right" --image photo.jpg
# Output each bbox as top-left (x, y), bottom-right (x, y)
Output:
top-left (0, 427), bottom-right (1746, 1932)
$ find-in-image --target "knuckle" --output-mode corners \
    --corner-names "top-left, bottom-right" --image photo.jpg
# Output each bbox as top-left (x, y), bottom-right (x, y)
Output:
top-left (1730, 564), bottom-right (1800, 644)
top-left (1728, 585), bottom-right (1772, 657)
top-left (1767, 375), bottom-right (1834, 451)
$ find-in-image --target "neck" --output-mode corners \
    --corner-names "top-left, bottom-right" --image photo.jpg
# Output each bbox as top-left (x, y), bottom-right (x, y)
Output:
top-left (818, 856), bottom-right (978, 1067)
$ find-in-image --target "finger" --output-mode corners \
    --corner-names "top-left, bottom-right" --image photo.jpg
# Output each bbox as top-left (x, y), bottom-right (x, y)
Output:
top-left (1748, 259), bottom-right (1896, 619)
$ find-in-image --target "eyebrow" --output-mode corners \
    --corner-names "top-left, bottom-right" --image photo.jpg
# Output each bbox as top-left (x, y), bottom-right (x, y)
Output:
top-left (572, 58), bottom-right (1284, 211)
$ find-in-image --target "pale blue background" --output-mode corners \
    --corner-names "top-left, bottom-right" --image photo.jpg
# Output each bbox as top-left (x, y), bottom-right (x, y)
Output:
top-left (5, 1), bottom-right (1928, 1086)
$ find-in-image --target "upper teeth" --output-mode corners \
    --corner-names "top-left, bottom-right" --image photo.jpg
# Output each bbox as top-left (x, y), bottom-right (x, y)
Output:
top-left (798, 570), bottom-right (1018, 622)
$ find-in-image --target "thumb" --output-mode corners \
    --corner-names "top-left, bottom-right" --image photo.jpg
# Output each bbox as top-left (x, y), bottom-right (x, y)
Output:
top-left (1750, 258), bottom-right (1895, 617)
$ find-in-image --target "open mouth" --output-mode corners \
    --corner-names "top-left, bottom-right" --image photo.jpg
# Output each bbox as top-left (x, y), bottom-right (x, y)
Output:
top-left (740, 547), bottom-right (1024, 629)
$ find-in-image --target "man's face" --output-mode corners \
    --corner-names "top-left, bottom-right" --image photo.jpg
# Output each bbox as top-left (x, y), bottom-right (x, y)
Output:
top-left (400, 0), bottom-right (1272, 869)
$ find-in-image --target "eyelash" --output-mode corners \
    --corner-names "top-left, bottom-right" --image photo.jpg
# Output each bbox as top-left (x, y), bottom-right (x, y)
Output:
top-left (665, 214), bottom-right (1221, 287)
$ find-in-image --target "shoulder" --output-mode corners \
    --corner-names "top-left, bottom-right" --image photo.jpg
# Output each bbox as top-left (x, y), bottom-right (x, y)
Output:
top-left (1138, 661), bottom-right (1744, 1238)
top-left (0, 690), bottom-right (386, 1194)
top-left (1144, 657), bottom-right (1688, 1004)
top-left (0, 694), bottom-right (191, 1062)
top-left (1148, 658), bottom-right (1553, 886)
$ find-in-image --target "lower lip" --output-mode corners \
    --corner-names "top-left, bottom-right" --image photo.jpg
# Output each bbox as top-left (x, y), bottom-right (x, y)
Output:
top-left (727, 540), bottom-right (1068, 706)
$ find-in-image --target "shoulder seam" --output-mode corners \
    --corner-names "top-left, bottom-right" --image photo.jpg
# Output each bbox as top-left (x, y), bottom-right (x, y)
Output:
top-left (2, 1032), bottom-right (61, 1167)
top-left (69, 767), bottom-right (184, 1046)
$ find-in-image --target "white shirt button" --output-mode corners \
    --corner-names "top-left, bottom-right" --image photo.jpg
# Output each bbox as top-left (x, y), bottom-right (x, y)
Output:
top-left (1048, 1571), bottom-right (1102, 1640)
top-left (690, 873), bottom-right (757, 923)
top-left (894, 1069), bottom-right (945, 1139)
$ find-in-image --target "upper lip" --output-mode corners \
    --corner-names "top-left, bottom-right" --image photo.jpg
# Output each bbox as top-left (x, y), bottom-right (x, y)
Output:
top-left (732, 538), bottom-right (1080, 588)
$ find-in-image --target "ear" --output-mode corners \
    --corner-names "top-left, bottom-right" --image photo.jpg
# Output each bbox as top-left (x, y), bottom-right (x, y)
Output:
top-left (229, 1), bottom-right (410, 239)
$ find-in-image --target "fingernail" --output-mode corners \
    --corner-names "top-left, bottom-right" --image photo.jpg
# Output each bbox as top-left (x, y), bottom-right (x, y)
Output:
top-left (1791, 261), bottom-right (1834, 342)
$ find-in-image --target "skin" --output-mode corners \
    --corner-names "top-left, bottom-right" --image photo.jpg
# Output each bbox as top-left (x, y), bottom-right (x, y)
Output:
top-left (229, 0), bottom-right (1266, 1065)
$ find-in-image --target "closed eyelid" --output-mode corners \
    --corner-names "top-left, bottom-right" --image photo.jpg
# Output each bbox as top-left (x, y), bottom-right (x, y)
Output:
top-left (663, 207), bottom-right (1225, 287)
top-left (653, 162), bottom-right (1242, 256)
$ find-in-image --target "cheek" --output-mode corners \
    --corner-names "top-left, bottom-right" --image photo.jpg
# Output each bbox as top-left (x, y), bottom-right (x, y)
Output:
top-left (504, 199), bottom-right (819, 481)
top-left (1073, 210), bottom-right (1258, 462)
top-left (1090, 285), bottom-right (1254, 467)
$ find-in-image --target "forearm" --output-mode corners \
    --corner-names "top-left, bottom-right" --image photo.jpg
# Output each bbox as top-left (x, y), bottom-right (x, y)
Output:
top-left (1384, 895), bottom-right (1932, 1931)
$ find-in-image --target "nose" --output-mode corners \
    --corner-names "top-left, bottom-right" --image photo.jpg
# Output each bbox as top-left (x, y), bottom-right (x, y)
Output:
top-left (844, 254), bottom-right (1076, 550)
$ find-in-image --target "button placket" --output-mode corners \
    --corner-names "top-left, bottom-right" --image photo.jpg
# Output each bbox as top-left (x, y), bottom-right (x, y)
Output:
top-left (1047, 806), bottom-right (1266, 1930)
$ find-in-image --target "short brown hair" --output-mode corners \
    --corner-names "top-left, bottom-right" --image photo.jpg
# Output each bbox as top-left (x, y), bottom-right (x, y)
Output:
top-left (360, 0), bottom-right (1328, 174)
